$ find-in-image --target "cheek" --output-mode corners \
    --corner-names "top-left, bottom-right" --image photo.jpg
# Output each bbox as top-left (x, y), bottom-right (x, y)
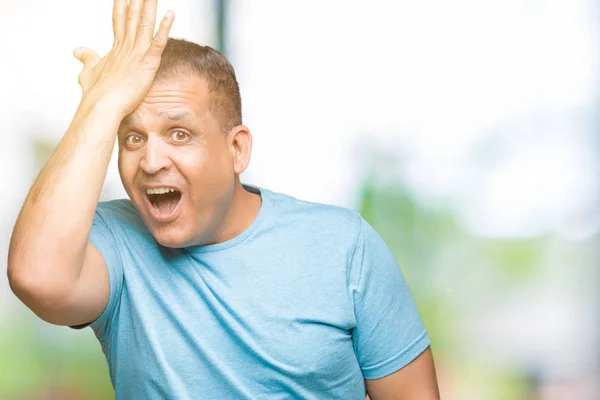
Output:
top-left (118, 152), bottom-right (139, 184)
top-left (178, 144), bottom-right (233, 179)
top-left (177, 150), bottom-right (205, 169)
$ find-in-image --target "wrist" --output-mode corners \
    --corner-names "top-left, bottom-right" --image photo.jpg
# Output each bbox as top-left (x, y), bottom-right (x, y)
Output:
top-left (76, 92), bottom-right (127, 127)
top-left (66, 99), bottom-right (124, 145)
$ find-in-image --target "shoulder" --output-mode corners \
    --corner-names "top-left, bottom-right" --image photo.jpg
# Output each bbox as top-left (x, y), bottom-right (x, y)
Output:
top-left (96, 198), bottom-right (138, 218)
top-left (263, 189), bottom-right (393, 272)
top-left (94, 199), bottom-right (147, 236)
top-left (263, 187), bottom-right (364, 244)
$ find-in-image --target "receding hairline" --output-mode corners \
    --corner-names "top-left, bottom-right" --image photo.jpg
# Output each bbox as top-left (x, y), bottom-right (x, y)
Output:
top-left (153, 38), bottom-right (243, 131)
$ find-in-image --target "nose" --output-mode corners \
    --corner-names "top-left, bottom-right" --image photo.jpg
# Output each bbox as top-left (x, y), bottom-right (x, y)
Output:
top-left (139, 136), bottom-right (173, 175)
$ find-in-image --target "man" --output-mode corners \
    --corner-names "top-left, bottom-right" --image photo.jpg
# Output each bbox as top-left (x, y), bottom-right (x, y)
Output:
top-left (7, 0), bottom-right (440, 398)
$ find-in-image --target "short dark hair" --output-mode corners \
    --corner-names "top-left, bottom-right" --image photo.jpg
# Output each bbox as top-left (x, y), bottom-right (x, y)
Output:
top-left (156, 38), bottom-right (242, 131)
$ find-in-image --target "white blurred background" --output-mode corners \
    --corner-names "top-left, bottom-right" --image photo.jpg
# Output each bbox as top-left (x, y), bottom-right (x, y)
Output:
top-left (1, 1), bottom-right (598, 399)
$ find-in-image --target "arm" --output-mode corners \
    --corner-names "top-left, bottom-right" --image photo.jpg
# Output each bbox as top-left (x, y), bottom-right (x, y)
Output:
top-left (349, 218), bottom-right (440, 400)
top-left (7, 0), bottom-right (174, 326)
top-left (365, 347), bottom-right (440, 400)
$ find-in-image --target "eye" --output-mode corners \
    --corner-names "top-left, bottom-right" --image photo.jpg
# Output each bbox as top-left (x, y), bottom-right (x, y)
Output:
top-left (125, 134), bottom-right (144, 146)
top-left (171, 130), bottom-right (190, 142)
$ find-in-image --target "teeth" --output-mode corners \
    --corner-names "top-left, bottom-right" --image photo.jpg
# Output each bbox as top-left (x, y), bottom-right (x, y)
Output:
top-left (146, 187), bottom-right (176, 195)
top-left (152, 202), bottom-right (159, 212)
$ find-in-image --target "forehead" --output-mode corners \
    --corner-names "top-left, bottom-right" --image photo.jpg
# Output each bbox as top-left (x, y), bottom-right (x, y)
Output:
top-left (122, 75), bottom-right (211, 126)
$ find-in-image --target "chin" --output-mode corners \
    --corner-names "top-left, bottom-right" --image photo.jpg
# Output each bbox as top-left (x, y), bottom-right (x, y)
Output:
top-left (150, 227), bottom-right (192, 248)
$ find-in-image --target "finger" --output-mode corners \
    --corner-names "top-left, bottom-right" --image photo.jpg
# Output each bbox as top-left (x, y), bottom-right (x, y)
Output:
top-left (112, 0), bottom-right (127, 46)
top-left (146, 11), bottom-right (174, 59)
top-left (125, 0), bottom-right (145, 47)
top-left (73, 47), bottom-right (101, 68)
top-left (136, 0), bottom-right (157, 45)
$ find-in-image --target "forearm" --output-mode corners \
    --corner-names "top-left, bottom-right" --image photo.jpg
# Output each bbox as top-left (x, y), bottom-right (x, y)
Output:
top-left (8, 0), bottom-right (174, 310)
top-left (8, 99), bottom-right (122, 297)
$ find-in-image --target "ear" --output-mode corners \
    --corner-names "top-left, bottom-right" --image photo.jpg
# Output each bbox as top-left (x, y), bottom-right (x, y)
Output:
top-left (227, 125), bottom-right (253, 175)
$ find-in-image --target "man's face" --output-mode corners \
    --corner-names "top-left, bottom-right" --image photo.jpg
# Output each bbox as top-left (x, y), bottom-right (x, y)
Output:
top-left (117, 75), bottom-right (236, 248)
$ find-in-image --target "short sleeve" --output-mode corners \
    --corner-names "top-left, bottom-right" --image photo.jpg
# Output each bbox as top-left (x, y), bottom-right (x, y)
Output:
top-left (349, 218), bottom-right (431, 380)
top-left (88, 210), bottom-right (124, 342)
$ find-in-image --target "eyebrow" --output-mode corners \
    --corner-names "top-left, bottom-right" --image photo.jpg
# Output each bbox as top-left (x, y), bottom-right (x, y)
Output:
top-left (163, 111), bottom-right (197, 121)
top-left (120, 114), bottom-right (138, 126)
top-left (120, 111), bottom-right (200, 126)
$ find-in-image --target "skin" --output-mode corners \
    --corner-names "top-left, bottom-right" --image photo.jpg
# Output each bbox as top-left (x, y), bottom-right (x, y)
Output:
top-left (8, 0), bottom-right (177, 327)
top-left (365, 347), bottom-right (440, 399)
top-left (7, 0), bottom-right (440, 397)
top-left (117, 76), bottom-right (260, 249)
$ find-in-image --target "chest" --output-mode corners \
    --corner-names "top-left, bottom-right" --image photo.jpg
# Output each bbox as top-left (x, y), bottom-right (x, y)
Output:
top-left (110, 250), bottom-right (362, 392)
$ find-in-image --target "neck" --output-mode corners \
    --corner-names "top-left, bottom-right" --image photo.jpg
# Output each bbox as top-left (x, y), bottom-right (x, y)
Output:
top-left (208, 179), bottom-right (262, 245)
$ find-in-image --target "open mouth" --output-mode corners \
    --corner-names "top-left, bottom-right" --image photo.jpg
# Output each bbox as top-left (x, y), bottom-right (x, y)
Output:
top-left (145, 187), bottom-right (182, 221)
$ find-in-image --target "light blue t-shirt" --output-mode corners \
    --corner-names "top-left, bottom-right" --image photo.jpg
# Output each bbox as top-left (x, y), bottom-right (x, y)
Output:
top-left (89, 185), bottom-right (430, 399)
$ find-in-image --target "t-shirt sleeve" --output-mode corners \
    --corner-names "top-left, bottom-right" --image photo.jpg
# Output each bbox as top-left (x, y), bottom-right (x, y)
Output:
top-left (349, 217), bottom-right (431, 380)
top-left (87, 209), bottom-right (124, 342)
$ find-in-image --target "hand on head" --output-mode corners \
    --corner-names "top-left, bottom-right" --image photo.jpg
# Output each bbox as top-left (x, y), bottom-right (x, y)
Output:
top-left (73, 0), bottom-right (175, 117)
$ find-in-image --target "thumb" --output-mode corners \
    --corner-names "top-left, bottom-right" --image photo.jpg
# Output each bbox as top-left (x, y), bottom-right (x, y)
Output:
top-left (73, 47), bottom-right (100, 68)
